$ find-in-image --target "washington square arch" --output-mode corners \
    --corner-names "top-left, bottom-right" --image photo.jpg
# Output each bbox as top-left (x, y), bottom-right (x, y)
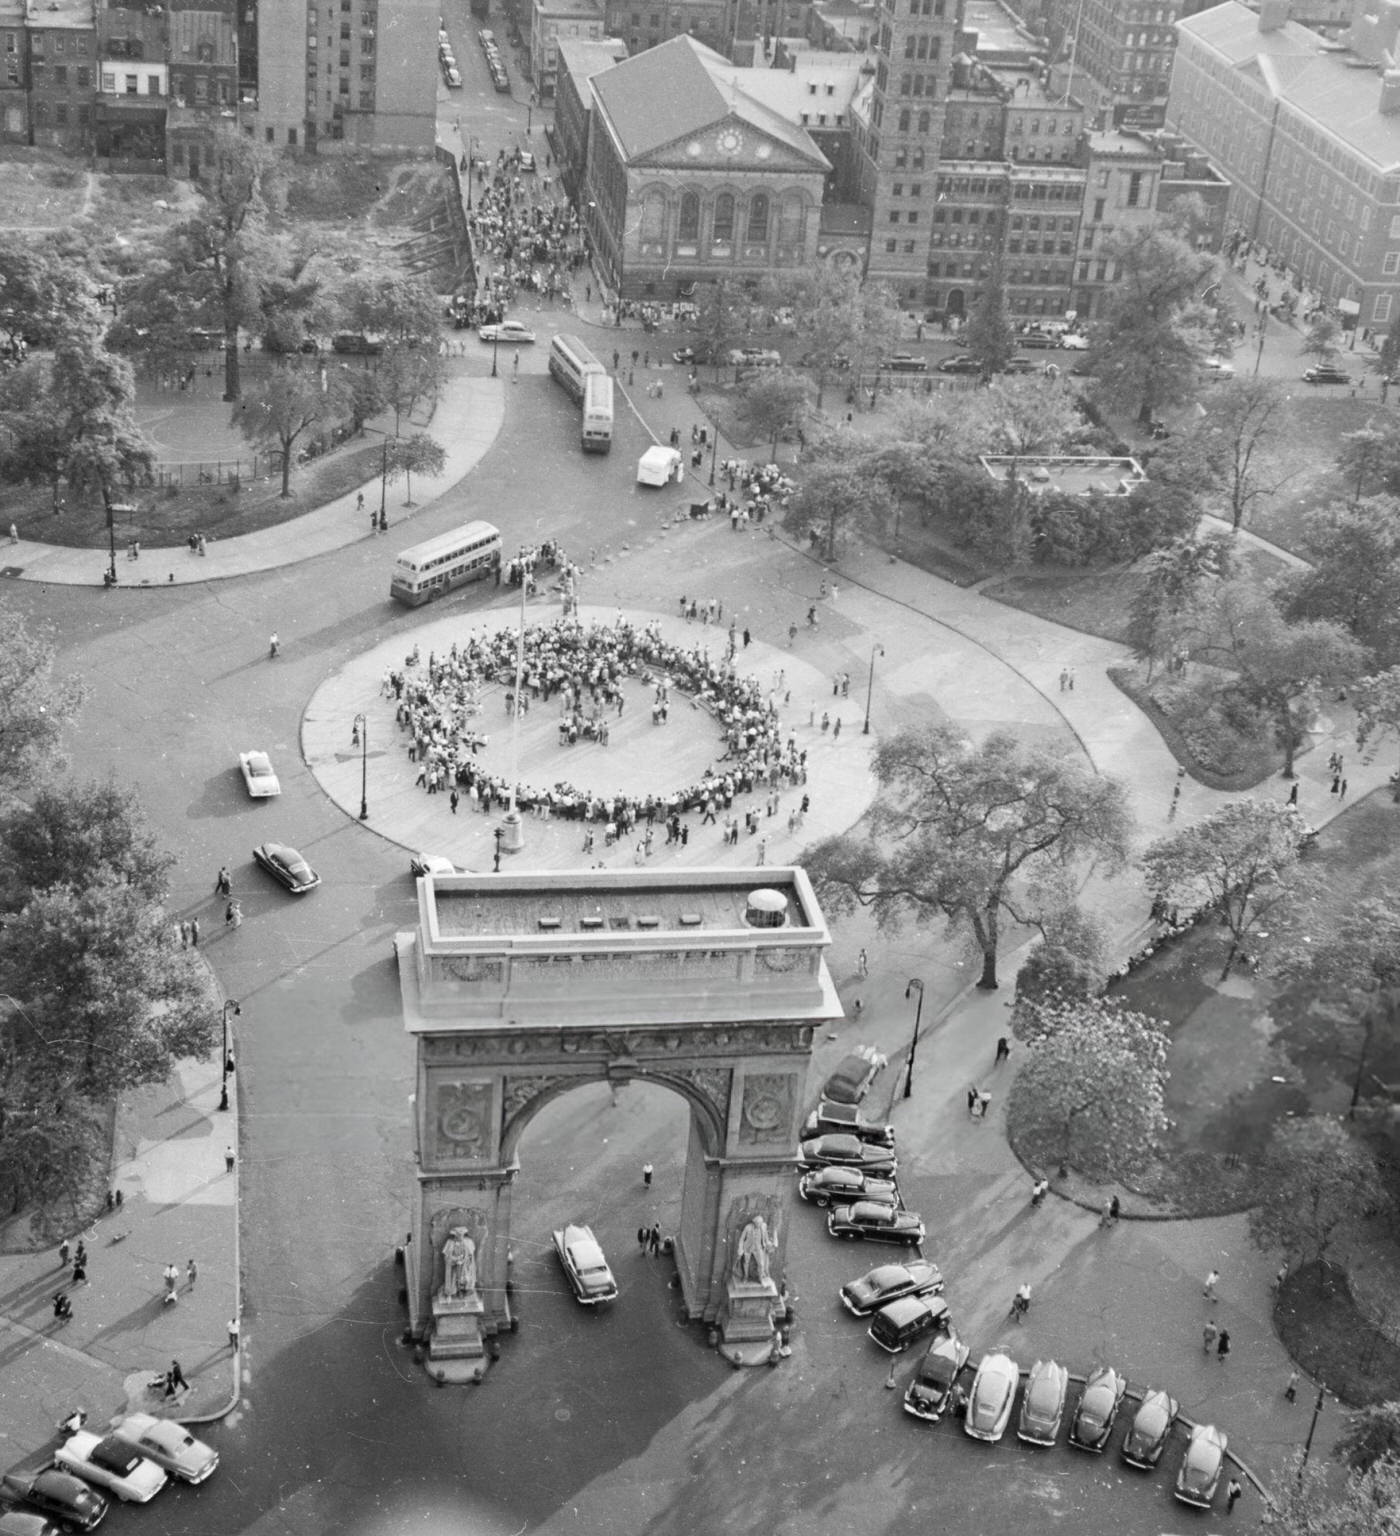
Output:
top-left (394, 865), bottom-right (839, 1383)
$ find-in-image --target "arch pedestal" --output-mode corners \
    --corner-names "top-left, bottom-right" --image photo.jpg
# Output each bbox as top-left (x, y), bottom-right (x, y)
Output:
top-left (396, 867), bottom-right (839, 1379)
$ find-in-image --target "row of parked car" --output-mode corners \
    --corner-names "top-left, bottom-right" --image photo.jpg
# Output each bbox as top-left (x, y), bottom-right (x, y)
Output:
top-left (1, 1414), bottom-right (219, 1530)
top-left (438, 25), bottom-right (461, 88)
top-left (794, 1060), bottom-right (1233, 1509)
top-left (479, 28), bottom-right (510, 92)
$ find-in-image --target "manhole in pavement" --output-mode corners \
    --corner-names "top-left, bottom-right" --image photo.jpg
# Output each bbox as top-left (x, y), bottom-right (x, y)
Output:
top-left (554, 1407), bottom-right (572, 1422)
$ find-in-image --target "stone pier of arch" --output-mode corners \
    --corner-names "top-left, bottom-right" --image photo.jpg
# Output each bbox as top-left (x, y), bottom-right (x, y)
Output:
top-left (395, 866), bottom-right (840, 1381)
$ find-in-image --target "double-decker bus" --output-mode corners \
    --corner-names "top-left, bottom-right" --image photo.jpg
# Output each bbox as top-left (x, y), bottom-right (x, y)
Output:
top-left (548, 333), bottom-right (605, 405)
top-left (581, 372), bottom-right (614, 454)
top-left (389, 520), bottom-right (501, 605)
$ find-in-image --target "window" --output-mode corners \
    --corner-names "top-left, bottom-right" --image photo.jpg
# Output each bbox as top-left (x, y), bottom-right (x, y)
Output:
top-left (124, 73), bottom-right (137, 93)
top-left (898, 109), bottom-right (910, 131)
top-left (886, 238), bottom-right (897, 251)
top-left (288, 127), bottom-right (297, 144)
top-left (748, 192), bottom-right (768, 242)
top-left (889, 210), bottom-right (900, 223)
top-left (55, 101), bottom-right (67, 124)
top-left (907, 211), bottom-right (918, 223)
top-left (1092, 197), bottom-right (1104, 222)
top-left (918, 110), bottom-right (929, 133)
top-left (1126, 171), bottom-right (1143, 207)
top-left (678, 192), bottom-right (699, 242)
top-left (54, 64), bottom-right (65, 85)
top-left (266, 125), bottom-right (275, 142)
top-left (1383, 251), bottom-right (1400, 275)
top-left (713, 192), bottom-right (734, 243)
top-left (1375, 294), bottom-right (1393, 323)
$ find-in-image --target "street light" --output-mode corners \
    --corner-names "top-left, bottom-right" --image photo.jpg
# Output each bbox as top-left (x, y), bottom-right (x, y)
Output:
top-left (219, 999), bottom-right (241, 1112)
top-left (491, 330), bottom-right (500, 379)
top-left (902, 979), bottom-right (925, 1100)
top-left (863, 644), bottom-right (885, 735)
top-left (1299, 1384), bottom-right (1327, 1480)
top-left (708, 423), bottom-right (720, 488)
top-left (353, 712), bottom-right (368, 820)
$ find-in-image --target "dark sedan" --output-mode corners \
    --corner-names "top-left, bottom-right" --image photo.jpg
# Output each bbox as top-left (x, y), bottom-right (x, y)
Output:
top-left (1069, 1365), bottom-right (1127, 1452)
top-left (800, 1101), bottom-right (895, 1147)
top-left (797, 1166), bottom-right (897, 1208)
top-left (1302, 364), bottom-right (1351, 384)
top-left (797, 1135), bottom-right (897, 1176)
top-left (883, 353), bottom-right (928, 373)
top-left (0, 1471), bottom-right (108, 1532)
top-left (903, 1330), bottom-right (971, 1422)
top-left (839, 1258), bottom-right (943, 1316)
top-left (826, 1200), bottom-right (925, 1246)
top-left (252, 842), bottom-right (321, 894)
top-left (1121, 1388), bottom-right (1179, 1468)
top-left (1000, 357), bottom-right (1040, 374)
top-left (937, 354), bottom-right (982, 375)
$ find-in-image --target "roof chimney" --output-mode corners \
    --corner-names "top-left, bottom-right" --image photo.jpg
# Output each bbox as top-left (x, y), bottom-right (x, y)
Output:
top-left (1382, 65), bottom-right (1400, 113)
top-left (1258, 0), bottom-right (1289, 31)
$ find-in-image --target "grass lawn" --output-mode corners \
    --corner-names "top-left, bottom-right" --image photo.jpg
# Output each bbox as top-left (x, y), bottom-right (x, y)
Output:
top-left (1277, 1262), bottom-right (1400, 1406)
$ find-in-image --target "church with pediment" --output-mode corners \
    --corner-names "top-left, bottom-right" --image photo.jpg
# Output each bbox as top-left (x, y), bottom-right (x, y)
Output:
top-left (580, 36), bottom-right (832, 300)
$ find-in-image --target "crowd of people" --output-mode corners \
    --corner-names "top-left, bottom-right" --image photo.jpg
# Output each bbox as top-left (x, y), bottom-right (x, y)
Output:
top-left (464, 150), bottom-right (586, 316)
top-left (385, 618), bottom-right (808, 836)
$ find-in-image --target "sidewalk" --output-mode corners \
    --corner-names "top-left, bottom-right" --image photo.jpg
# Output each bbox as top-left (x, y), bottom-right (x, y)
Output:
top-left (0, 1045), bottom-right (241, 1472)
top-left (4, 372), bottom-right (506, 587)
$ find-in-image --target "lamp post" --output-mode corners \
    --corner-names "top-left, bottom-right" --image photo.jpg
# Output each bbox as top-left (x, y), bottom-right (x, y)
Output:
top-left (1253, 311), bottom-right (1268, 377)
top-left (353, 712), bottom-right (368, 820)
top-left (219, 999), bottom-right (241, 1112)
top-left (902, 979), bottom-right (925, 1100)
top-left (1299, 1384), bottom-right (1327, 1480)
top-left (103, 488), bottom-right (118, 588)
top-left (708, 423), bottom-right (720, 488)
top-left (491, 330), bottom-right (500, 379)
top-left (863, 643), bottom-right (885, 735)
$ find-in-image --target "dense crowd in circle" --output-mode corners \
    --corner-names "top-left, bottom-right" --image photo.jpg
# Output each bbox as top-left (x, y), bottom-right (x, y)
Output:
top-left (385, 618), bottom-right (809, 834)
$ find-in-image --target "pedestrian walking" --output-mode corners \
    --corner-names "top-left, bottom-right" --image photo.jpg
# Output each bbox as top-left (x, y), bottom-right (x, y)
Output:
top-left (1203, 1319), bottom-right (1219, 1353)
top-left (169, 1358), bottom-right (188, 1392)
top-left (216, 865), bottom-right (232, 896)
top-left (179, 920), bottom-right (190, 949)
top-left (648, 1225), bottom-right (661, 1256)
top-left (1285, 1369), bottom-right (1298, 1402)
top-left (1226, 1478), bottom-right (1243, 1514)
top-left (1203, 1268), bottom-right (1220, 1301)
top-left (357, 492), bottom-right (364, 513)
top-left (886, 1357), bottom-right (898, 1390)
top-left (1340, 778), bottom-right (1348, 799)
top-left (225, 1144), bottom-right (235, 1174)
top-left (71, 1255), bottom-right (87, 1285)
top-left (229, 902), bottom-right (242, 930)
top-left (74, 1241), bottom-right (86, 1270)
top-left (189, 918), bottom-right (200, 948)
top-left (857, 948), bottom-right (868, 978)
top-left (1217, 1328), bottom-right (1231, 1362)
top-left (975, 1090), bottom-right (991, 1118)
top-left (642, 1161), bottom-right (653, 1188)
top-left (58, 1238), bottom-right (70, 1268)
top-left (994, 1035), bottom-right (1011, 1067)
top-left (1287, 782), bottom-right (1299, 805)
top-left (1169, 784), bottom-right (1181, 819)
top-left (1108, 1195), bottom-right (1120, 1224)
top-left (637, 1226), bottom-right (648, 1251)
top-left (269, 633), bottom-right (280, 659)
top-left (186, 1258), bottom-right (198, 1291)
top-left (967, 1086), bottom-right (979, 1116)
top-left (163, 1262), bottom-right (180, 1303)
top-left (228, 1317), bottom-right (240, 1350)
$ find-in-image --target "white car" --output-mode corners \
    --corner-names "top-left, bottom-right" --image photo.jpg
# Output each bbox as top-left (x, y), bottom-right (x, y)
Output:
top-left (1201, 356), bottom-right (1236, 377)
top-left (54, 1433), bottom-right (167, 1504)
top-left (478, 320), bottom-right (536, 345)
top-left (410, 853), bottom-right (457, 877)
top-left (238, 749), bottom-right (281, 798)
top-left (1058, 332), bottom-right (1090, 350)
top-left (110, 1415), bottom-right (218, 1486)
top-left (445, 66), bottom-right (462, 87)
top-left (553, 1223), bottom-right (618, 1304)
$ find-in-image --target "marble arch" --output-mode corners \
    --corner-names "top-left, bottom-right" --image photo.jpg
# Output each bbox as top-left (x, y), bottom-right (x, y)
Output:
top-left (396, 867), bottom-right (839, 1383)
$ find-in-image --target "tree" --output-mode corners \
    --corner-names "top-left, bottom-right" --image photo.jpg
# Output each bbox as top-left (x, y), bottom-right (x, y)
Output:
top-left (785, 454), bottom-right (894, 561)
top-left (1012, 945), bottom-right (1104, 1042)
top-left (734, 368), bottom-right (809, 459)
top-left (337, 270), bottom-right (440, 350)
top-left (1335, 424), bottom-right (1400, 506)
top-left (383, 432), bottom-right (446, 507)
top-left (963, 259), bottom-right (1016, 377)
top-left (1007, 998), bottom-right (1169, 1178)
top-left (1188, 377), bottom-right (1292, 530)
top-left (1377, 327), bottom-right (1400, 383)
top-left (1142, 800), bottom-right (1307, 980)
top-left (1335, 1402), bottom-right (1400, 1473)
top-left (1248, 1115), bottom-right (1388, 1272)
top-left (1126, 532), bottom-right (1235, 679)
top-left (767, 268), bottom-right (902, 407)
top-left (1355, 666), bottom-right (1400, 792)
top-left (0, 238), bottom-right (98, 350)
top-left (0, 779), bottom-right (172, 913)
top-left (374, 344), bottom-right (444, 434)
top-left (235, 363), bottom-right (345, 497)
top-left (1266, 1454), bottom-right (1400, 1536)
top-left (805, 726), bottom-right (1133, 989)
top-left (1284, 502), bottom-right (1400, 666)
top-left (978, 375), bottom-right (1085, 457)
top-left (1090, 222), bottom-right (1217, 423)
top-left (0, 608), bottom-right (85, 798)
top-left (1302, 313), bottom-right (1342, 361)
top-left (693, 279), bottom-right (752, 374)
top-left (1192, 579), bottom-right (1365, 776)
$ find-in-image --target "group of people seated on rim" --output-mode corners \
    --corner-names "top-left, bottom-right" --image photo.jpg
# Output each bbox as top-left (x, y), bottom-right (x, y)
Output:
top-left (392, 618), bottom-right (804, 827)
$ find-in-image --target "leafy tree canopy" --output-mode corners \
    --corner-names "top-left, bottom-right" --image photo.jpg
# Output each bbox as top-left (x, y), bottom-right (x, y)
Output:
top-left (0, 607), bottom-right (85, 798)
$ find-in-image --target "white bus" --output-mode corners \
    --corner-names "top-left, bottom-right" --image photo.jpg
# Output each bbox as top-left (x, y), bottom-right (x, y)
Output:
top-left (548, 333), bottom-right (605, 405)
top-left (389, 520), bottom-right (501, 605)
top-left (581, 372), bottom-right (614, 454)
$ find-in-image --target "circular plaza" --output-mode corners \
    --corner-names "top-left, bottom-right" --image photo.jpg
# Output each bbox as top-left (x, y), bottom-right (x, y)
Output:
top-left (303, 603), bottom-right (882, 872)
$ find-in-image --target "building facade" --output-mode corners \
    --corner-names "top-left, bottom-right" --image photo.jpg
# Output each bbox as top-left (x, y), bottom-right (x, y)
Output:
top-left (1031, 0), bottom-right (1183, 124)
top-left (532, 0), bottom-right (606, 99)
top-left (1168, 0), bottom-right (1400, 332)
top-left (27, 0), bottom-right (95, 153)
top-left (554, 33), bottom-right (628, 194)
top-left (602, 0), bottom-right (730, 60)
top-left (1, 0), bottom-right (28, 142)
top-left (583, 35), bottom-right (830, 298)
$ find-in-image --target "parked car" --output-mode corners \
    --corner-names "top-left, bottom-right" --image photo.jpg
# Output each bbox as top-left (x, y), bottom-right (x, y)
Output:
top-left (1303, 363), bottom-right (1352, 384)
top-left (1000, 356), bottom-right (1039, 374)
top-left (0, 1472), bottom-right (107, 1532)
top-left (800, 1101), bottom-right (895, 1147)
top-left (109, 1416), bottom-right (218, 1486)
top-left (868, 1292), bottom-right (950, 1353)
top-left (820, 1052), bottom-right (883, 1105)
top-left (937, 354), bottom-right (982, 375)
top-left (797, 1135), bottom-right (896, 1176)
top-left (1016, 1359), bottom-right (1069, 1446)
top-left (883, 353), bottom-right (928, 373)
top-left (827, 1200), bottom-right (925, 1245)
top-left (492, 69), bottom-right (511, 91)
top-left (53, 1434), bottom-right (166, 1504)
top-left (1068, 1365), bottom-right (1127, 1452)
top-left (478, 27), bottom-right (495, 44)
top-left (1175, 1424), bottom-right (1228, 1507)
top-left (839, 1258), bottom-right (943, 1316)
top-left (902, 1330), bottom-right (971, 1422)
top-left (726, 348), bottom-right (781, 368)
top-left (1201, 356), bottom-right (1236, 377)
top-left (1059, 332), bottom-right (1090, 350)
top-left (445, 66), bottom-right (462, 87)
top-left (1018, 329), bottom-right (1061, 349)
top-left (1121, 1388), bottom-right (1179, 1468)
top-left (252, 841), bottom-right (321, 894)
top-left (0, 1512), bottom-right (63, 1536)
top-left (238, 749), bottom-right (280, 799)
top-left (518, 150), bottom-right (536, 172)
top-left (439, 48), bottom-right (456, 67)
top-left (964, 1351), bottom-right (1020, 1442)
top-left (798, 1165), bottom-right (897, 1208)
top-left (552, 1223), bottom-right (618, 1304)
top-left (479, 320), bottom-right (536, 345)
top-left (410, 853), bottom-right (457, 877)
top-left (332, 332), bottom-right (384, 355)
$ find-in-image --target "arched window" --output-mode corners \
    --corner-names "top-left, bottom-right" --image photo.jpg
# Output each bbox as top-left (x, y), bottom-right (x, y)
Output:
top-left (779, 192), bottom-right (804, 247)
top-left (713, 192), bottom-right (735, 243)
top-left (748, 193), bottom-right (769, 242)
top-left (678, 192), bottom-right (700, 242)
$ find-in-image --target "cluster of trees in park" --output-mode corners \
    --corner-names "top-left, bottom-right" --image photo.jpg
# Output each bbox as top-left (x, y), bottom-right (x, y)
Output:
top-left (0, 131), bottom-right (446, 508)
top-left (0, 610), bottom-right (211, 1216)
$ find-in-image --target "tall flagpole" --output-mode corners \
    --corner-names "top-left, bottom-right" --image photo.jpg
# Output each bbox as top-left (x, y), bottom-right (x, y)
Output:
top-left (501, 564), bottom-right (526, 853)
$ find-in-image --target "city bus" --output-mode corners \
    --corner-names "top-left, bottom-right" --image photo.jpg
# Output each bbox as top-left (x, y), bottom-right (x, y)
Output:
top-left (389, 520), bottom-right (501, 605)
top-left (581, 372), bottom-right (614, 454)
top-left (548, 333), bottom-right (605, 405)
